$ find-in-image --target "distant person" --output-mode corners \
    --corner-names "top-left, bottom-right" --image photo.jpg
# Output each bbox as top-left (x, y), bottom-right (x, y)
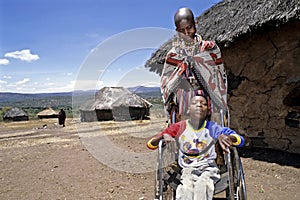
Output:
top-left (58, 108), bottom-right (66, 127)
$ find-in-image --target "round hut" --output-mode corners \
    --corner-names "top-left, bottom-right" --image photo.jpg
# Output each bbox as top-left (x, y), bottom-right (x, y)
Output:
top-left (3, 107), bottom-right (29, 121)
top-left (80, 87), bottom-right (152, 122)
top-left (37, 107), bottom-right (59, 119)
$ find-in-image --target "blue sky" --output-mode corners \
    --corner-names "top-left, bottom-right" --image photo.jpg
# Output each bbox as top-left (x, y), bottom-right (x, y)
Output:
top-left (0, 0), bottom-right (221, 93)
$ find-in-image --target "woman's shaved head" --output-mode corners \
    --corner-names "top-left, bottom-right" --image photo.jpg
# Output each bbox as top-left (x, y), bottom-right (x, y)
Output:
top-left (174, 7), bottom-right (195, 27)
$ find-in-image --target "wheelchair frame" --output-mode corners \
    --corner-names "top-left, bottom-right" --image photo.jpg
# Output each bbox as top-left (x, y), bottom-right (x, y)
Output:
top-left (153, 109), bottom-right (247, 200)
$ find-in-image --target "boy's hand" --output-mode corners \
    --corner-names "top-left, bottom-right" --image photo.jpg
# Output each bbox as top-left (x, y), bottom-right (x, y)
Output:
top-left (218, 134), bottom-right (232, 153)
top-left (163, 134), bottom-right (175, 143)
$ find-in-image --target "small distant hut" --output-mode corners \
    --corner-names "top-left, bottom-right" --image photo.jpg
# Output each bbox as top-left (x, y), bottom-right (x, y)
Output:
top-left (3, 107), bottom-right (29, 121)
top-left (80, 87), bottom-right (152, 122)
top-left (37, 107), bottom-right (59, 119)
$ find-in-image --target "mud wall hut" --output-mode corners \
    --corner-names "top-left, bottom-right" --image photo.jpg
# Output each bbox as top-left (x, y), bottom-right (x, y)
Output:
top-left (145, 0), bottom-right (300, 154)
top-left (3, 107), bottom-right (29, 121)
top-left (80, 87), bottom-right (152, 122)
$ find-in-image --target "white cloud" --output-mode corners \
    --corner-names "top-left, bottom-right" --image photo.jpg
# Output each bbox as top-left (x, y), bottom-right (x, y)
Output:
top-left (48, 82), bottom-right (54, 86)
top-left (15, 78), bottom-right (30, 85)
top-left (4, 49), bottom-right (39, 62)
top-left (67, 72), bottom-right (73, 76)
top-left (96, 80), bottom-right (103, 89)
top-left (0, 59), bottom-right (9, 65)
top-left (60, 80), bottom-right (75, 91)
top-left (0, 80), bottom-right (8, 84)
top-left (42, 80), bottom-right (75, 93)
top-left (16, 87), bottom-right (24, 91)
top-left (73, 80), bottom-right (101, 91)
top-left (3, 75), bottom-right (12, 79)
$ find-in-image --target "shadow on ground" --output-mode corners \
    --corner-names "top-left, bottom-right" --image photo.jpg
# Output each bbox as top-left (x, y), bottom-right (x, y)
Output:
top-left (238, 147), bottom-right (300, 168)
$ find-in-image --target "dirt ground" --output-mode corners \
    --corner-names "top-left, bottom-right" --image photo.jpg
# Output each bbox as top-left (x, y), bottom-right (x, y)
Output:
top-left (0, 117), bottom-right (299, 200)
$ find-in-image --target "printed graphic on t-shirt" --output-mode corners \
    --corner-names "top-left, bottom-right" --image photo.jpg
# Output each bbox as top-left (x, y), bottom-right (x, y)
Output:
top-left (180, 135), bottom-right (210, 165)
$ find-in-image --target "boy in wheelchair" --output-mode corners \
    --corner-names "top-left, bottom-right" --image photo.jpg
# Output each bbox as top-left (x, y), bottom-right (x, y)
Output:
top-left (147, 93), bottom-right (244, 200)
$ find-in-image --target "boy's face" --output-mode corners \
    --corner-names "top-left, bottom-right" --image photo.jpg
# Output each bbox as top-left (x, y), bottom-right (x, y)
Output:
top-left (189, 96), bottom-right (208, 120)
top-left (176, 18), bottom-right (196, 42)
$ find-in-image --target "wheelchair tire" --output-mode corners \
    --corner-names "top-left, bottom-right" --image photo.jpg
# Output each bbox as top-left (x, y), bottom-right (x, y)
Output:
top-left (226, 147), bottom-right (247, 200)
top-left (154, 140), bottom-right (177, 200)
top-left (155, 166), bottom-right (176, 200)
top-left (233, 148), bottom-right (247, 200)
top-left (226, 150), bottom-right (235, 200)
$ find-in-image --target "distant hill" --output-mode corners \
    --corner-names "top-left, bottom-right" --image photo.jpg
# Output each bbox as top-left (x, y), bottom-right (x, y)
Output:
top-left (127, 86), bottom-right (161, 98)
top-left (127, 86), bottom-right (160, 93)
top-left (0, 92), bottom-right (72, 103)
top-left (0, 86), bottom-right (162, 108)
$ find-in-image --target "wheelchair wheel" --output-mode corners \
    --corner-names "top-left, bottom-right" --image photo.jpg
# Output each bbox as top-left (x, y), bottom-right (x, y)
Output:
top-left (226, 147), bottom-right (247, 200)
top-left (154, 140), bottom-right (177, 200)
top-left (155, 162), bottom-right (174, 200)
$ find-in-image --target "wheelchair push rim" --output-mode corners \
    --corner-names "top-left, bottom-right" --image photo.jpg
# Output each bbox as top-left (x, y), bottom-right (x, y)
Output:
top-left (227, 147), bottom-right (247, 200)
top-left (154, 140), bottom-right (176, 200)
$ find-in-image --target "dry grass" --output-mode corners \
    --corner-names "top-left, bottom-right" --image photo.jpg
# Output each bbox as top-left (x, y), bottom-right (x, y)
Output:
top-left (0, 118), bottom-right (59, 130)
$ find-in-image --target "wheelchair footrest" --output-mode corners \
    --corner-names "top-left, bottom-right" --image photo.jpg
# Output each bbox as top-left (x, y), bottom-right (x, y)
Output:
top-left (214, 171), bottom-right (229, 194)
top-left (163, 162), bottom-right (182, 190)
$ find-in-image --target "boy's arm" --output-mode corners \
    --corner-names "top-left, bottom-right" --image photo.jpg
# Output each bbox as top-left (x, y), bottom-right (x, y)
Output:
top-left (217, 127), bottom-right (245, 153)
top-left (221, 127), bottom-right (245, 147)
top-left (147, 135), bottom-right (164, 150)
top-left (146, 122), bottom-right (181, 150)
top-left (147, 134), bottom-right (175, 150)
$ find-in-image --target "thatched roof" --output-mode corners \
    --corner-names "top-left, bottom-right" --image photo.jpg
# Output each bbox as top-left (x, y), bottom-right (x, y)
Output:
top-left (199, 0), bottom-right (299, 46)
top-left (3, 107), bottom-right (28, 118)
top-left (81, 87), bottom-right (152, 111)
top-left (37, 107), bottom-right (59, 117)
top-left (145, 0), bottom-right (300, 75)
top-left (111, 93), bottom-right (152, 108)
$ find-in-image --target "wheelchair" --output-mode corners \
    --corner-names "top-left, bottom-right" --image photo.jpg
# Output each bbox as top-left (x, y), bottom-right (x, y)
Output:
top-left (153, 108), bottom-right (247, 200)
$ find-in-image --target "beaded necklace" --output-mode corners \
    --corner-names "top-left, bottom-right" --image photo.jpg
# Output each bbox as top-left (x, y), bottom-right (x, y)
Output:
top-left (172, 34), bottom-right (203, 89)
top-left (174, 34), bottom-right (203, 57)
